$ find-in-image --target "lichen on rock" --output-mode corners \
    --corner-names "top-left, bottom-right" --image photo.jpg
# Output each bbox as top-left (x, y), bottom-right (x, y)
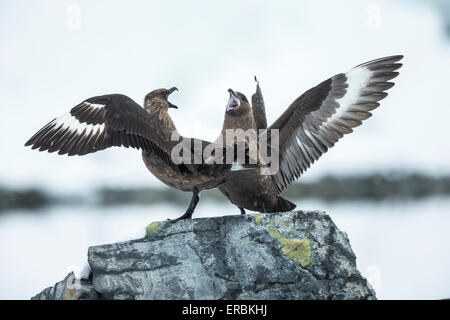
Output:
top-left (146, 221), bottom-right (162, 237)
top-left (267, 227), bottom-right (312, 268)
top-left (32, 210), bottom-right (376, 300)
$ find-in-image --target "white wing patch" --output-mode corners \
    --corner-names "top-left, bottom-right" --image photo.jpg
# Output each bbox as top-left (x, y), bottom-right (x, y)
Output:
top-left (272, 55), bottom-right (403, 193)
top-left (53, 112), bottom-right (105, 135)
top-left (25, 100), bottom-right (108, 155)
top-left (334, 66), bottom-right (372, 117)
top-left (83, 101), bottom-right (105, 110)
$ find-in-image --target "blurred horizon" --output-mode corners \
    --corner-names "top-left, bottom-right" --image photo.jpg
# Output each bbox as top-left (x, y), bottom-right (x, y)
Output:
top-left (2, 171), bottom-right (450, 213)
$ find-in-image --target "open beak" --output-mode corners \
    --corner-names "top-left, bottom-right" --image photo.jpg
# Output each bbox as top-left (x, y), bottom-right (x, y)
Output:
top-left (226, 89), bottom-right (240, 113)
top-left (168, 87), bottom-right (178, 109)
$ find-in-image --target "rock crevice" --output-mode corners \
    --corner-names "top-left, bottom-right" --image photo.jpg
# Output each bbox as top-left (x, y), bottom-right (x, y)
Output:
top-left (32, 210), bottom-right (376, 300)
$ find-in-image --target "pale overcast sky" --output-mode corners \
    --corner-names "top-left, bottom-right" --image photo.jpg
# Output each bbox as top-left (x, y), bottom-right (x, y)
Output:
top-left (1, 0), bottom-right (449, 193)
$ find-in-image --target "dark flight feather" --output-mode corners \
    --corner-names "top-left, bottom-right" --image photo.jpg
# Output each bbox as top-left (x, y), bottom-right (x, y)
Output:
top-left (24, 94), bottom-right (249, 176)
top-left (251, 77), bottom-right (268, 130)
top-left (267, 55), bottom-right (403, 193)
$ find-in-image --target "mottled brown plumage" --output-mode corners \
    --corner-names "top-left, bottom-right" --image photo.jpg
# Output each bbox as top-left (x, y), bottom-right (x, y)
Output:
top-left (24, 88), bottom-right (253, 220)
top-left (216, 89), bottom-right (255, 147)
top-left (217, 87), bottom-right (295, 213)
top-left (218, 55), bottom-right (403, 213)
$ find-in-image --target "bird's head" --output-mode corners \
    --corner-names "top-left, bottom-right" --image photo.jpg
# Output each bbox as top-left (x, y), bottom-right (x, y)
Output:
top-left (144, 87), bottom-right (178, 112)
top-left (225, 89), bottom-right (251, 117)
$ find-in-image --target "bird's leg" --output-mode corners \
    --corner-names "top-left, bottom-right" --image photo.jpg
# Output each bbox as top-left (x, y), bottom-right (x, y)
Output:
top-left (239, 207), bottom-right (246, 215)
top-left (172, 187), bottom-right (200, 221)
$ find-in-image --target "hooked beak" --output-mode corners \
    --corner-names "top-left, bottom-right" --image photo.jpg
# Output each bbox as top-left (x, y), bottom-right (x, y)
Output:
top-left (226, 89), bottom-right (240, 113)
top-left (168, 87), bottom-right (178, 109)
top-left (168, 87), bottom-right (178, 94)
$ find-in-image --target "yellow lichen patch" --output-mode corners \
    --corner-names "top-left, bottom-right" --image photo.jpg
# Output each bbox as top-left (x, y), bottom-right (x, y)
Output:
top-left (146, 221), bottom-right (162, 237)
top-left (267, 227), bottom-right (312, 268)
top-left (254, 214), bottom-right (262, 225)
top-left (62, 287), bottom-right (77, 300)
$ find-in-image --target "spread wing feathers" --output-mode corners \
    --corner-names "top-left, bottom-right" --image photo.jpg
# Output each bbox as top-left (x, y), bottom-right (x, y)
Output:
top-left (24, 94), bottom-right (248, 175)
top-left (251, 77), bottom-right (268, 130)
top-left (24, 94), bottom-right (173, 164)
top-left (268, 55), bottom-right (403, 193)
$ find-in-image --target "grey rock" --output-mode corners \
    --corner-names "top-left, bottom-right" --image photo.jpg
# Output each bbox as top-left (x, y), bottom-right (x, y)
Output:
top-left (31, 272), bottom-right (99, 300)
top-left (32, 210), bottom-right (376, 300)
